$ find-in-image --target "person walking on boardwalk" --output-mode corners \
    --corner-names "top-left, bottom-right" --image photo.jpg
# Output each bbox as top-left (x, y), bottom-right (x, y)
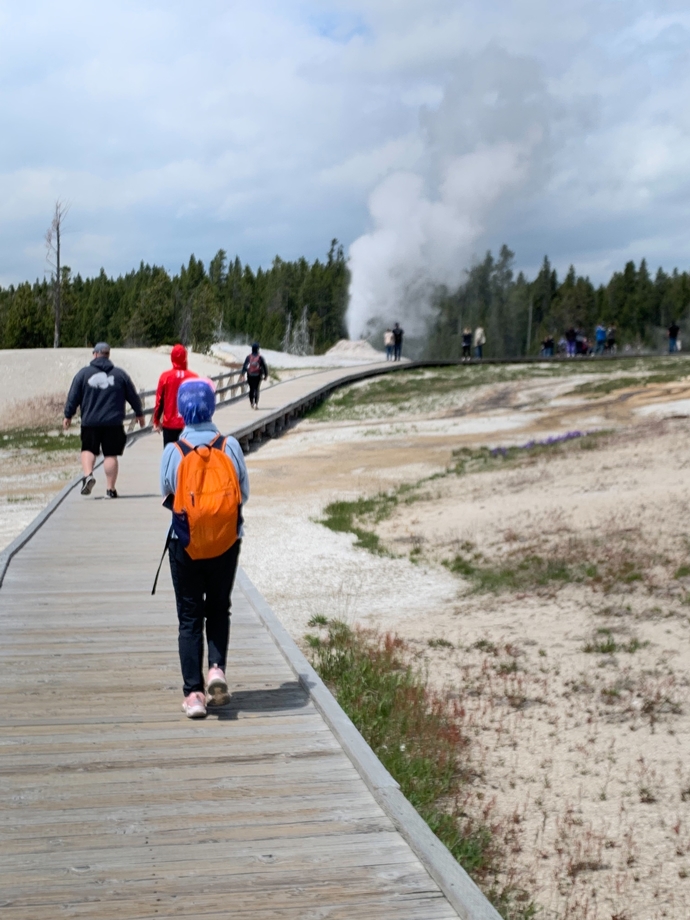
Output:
top-left (669, 320), bottom-right (680, 353)
top-left (160, 378), bottom-right (249, 719)
top-left (241, 343), bottom-right (268, 409)
top-left (63, 342), bottom-right (145, 498)
top-left (392, 322), bottom-right (404, 361)
top-left (152, 344), bottom-right (198, 446)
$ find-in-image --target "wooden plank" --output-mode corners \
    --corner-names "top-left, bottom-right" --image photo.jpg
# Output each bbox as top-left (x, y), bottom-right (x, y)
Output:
top-left (1, 867), bottom-right (454, 920)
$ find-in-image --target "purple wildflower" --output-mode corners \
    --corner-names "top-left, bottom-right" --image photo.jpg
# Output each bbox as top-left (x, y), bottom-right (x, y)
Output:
top-left (491, 430), bottom-right (586, 458)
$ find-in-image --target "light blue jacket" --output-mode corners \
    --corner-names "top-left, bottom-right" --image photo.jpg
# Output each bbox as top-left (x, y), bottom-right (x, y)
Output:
top-left (160, 422), bottom-right (249, 538)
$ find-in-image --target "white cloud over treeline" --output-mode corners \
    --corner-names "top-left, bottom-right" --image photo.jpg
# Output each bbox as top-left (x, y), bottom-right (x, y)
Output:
top-left (0, 0), bottom-right (688, 306)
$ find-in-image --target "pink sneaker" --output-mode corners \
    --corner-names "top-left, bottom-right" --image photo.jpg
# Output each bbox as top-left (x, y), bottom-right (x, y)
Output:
top-left (207, 666), bottom-right (230, 706)
top-left (181, 691), bottom-right (207, 719)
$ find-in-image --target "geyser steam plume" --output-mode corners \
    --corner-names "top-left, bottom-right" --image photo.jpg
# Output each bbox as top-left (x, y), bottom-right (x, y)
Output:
top-left (347, 48), bottom-right (555, 341)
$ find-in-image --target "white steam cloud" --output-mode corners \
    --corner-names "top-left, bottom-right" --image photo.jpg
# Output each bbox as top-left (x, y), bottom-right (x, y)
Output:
top-left (347, 47), bottom-right (556, 340)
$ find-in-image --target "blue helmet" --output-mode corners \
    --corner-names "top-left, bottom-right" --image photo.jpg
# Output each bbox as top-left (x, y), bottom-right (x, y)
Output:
top-left (177, 378), bottom-right (216, 425)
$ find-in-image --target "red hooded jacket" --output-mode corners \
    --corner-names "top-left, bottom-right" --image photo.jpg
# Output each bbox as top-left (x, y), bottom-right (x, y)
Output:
top-left (153, 345), bottom-right (198, 430)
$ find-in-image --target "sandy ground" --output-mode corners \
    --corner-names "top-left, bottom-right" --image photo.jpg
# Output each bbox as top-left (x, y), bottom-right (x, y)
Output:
top-left (2, 353), bottom-right (690, 918)
top-left (237, 366), bottom-right (690, 920)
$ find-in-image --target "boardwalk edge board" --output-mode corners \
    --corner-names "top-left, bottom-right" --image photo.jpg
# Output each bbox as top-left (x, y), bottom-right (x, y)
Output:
top-left (0, 454), bottom-right (105, 588)
top-left (237, 568), bottom-right (503, 920)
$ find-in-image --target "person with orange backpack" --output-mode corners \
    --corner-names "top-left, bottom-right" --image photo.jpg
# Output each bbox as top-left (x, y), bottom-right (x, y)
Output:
top-left (159, 378), bottom-right (249, 719)
top-left (153, 344), bottom-right (198, 445)
top-left (240, 343), bottom-right (268, 409)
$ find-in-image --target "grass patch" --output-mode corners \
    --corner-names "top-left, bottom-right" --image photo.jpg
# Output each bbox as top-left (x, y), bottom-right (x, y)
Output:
top-left (428, 637), bottom-right (454, 649)
top-left (571, 371), bottom-right (688, 398)
top-left (306, 366), bottom-right (535, 422)
top-left (318, 432), bottom-right (607, 559)
top-left (319, 493), bottom-right (398, 555)
top-left (306, 619), bottom-right (537, 919)
top-left (451, 430), bottom-right (609, 477)
top-left (473, 639), bottom-right (498, 654)
top-left (0, 428), bottom-right (81, 452)
top-left (445, 552), bottom-right (577, 593)
top-left (583, 628), bottom-right (648, 655)
top-left (446, 529), bottom-right (659, 595)
top-left (306, 357), bottom-right (690, 423)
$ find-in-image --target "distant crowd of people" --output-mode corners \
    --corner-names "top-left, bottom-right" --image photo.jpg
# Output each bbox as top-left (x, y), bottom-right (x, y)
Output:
top-left (541, 322), bottom-right (682, 357)
top-left (381, 317), bottom-right (682, 361)
top-left (540, 324), bottom-right (617, 357)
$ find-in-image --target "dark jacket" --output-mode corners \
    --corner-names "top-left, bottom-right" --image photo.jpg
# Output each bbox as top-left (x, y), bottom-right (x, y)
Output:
top-left (241, 354), bottom-right (268, 379)
top-left (64, 357), bottom-right (143, 427)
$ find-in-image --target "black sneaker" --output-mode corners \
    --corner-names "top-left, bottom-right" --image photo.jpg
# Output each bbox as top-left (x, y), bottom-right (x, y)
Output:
top-left (80, 475), bottom-right (96, 496)
top-left (106, 489), bottom-right (118, 499)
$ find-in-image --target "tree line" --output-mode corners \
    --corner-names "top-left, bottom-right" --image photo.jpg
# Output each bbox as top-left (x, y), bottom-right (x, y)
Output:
top-left (425, 246), bottom-right (690, 359)
top-left (2, 238), bottom-right (688, 358)
top-left (0, 240), bottom-right (349, 354)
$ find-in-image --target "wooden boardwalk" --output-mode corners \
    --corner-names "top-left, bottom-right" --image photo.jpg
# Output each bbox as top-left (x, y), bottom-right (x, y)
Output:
top-left (0, 366), bottom-right (497, 920)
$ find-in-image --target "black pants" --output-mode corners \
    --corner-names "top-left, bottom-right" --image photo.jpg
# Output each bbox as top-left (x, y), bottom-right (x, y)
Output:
top-left (247, 375), bottom-right (262, 406)
top-left (168, 539), bottom-right (241, 695)
top-left (162, 427), bottom-right (182, 446)
top-left (393, 343), bottom-right (402, 361)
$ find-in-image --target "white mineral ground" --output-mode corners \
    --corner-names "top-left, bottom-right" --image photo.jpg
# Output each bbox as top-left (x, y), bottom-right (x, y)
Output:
top-left (2, 347), bottom-right (690, 919)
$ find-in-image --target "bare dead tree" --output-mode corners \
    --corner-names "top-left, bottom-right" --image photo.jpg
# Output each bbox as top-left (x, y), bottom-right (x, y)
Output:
top-left (45, 200), bottom-right (70, 348)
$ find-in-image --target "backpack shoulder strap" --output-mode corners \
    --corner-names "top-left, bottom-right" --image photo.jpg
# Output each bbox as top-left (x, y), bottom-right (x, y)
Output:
top-left (176, 438), bottom-right (194, 457)
top-left (209, 434), bottom-right (227, 452)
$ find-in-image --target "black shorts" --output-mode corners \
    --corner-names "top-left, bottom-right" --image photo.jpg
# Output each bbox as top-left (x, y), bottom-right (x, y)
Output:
top-left (80, 425), bottom-right (127, 457)
top-left (162, 427), bottom-right (182, 446)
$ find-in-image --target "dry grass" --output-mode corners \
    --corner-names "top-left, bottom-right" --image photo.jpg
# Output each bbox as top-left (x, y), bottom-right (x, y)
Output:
top-left (0, 393), bottom-right (66, 430)
top-left (445, 524), bottom-right (670, 597)
top-left (306, 618), bottom-right (538, 919)
top-left (418, 631), bottom-right (690, 919)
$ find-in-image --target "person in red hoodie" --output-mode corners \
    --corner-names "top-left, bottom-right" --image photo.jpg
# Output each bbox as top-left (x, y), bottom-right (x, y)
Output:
top-left (153, 344), bottom-right (198, 445)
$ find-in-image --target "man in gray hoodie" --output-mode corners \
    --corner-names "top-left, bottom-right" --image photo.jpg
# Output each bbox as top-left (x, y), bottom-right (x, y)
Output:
top-left (63, 343), bottom-right (145, 498)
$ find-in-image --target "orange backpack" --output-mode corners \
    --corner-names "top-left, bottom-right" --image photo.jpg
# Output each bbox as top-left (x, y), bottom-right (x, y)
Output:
top-left (172, 436), bottom-right (242, 560)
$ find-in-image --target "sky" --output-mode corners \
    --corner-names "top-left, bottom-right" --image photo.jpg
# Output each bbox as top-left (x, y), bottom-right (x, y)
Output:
top-left (1, 0), bottom-right (689, 307)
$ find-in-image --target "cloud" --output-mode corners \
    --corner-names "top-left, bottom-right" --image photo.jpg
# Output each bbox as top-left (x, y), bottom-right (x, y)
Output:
top-left (0, 0), bottom-right (688, 299)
